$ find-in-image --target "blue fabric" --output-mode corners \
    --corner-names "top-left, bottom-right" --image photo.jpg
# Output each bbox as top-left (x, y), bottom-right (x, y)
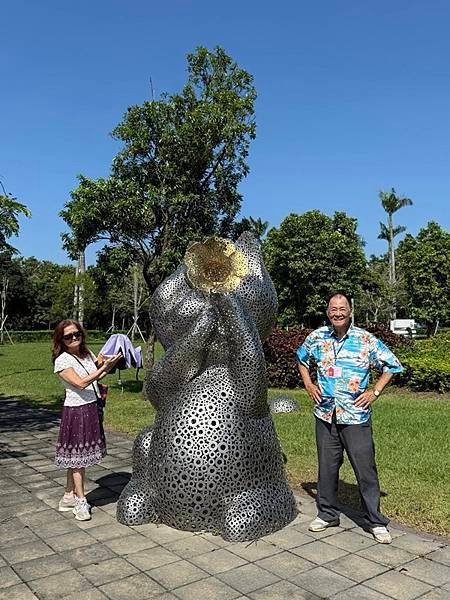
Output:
top-left (297, 325), bottom-right (403, 424)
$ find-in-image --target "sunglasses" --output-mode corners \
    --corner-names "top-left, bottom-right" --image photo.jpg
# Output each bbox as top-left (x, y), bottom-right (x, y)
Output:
top-left (62, 331), bottom-right (82, 341)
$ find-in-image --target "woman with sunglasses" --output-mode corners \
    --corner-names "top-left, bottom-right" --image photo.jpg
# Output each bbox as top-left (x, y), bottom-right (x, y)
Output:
top-left (52, 320), bottom-right (120, 521)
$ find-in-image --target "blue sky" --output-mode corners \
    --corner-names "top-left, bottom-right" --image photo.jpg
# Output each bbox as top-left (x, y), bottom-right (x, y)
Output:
top-left (1, 0), bottom-right (449, 265)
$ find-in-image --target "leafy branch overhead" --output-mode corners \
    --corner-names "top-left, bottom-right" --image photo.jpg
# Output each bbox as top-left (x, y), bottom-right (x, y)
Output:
top-left (61, 46), bottom-right (256, 290)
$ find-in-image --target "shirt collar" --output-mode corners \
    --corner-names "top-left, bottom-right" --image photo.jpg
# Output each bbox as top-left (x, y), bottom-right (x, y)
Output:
top-left (328, 324), bottom-right (354, 340)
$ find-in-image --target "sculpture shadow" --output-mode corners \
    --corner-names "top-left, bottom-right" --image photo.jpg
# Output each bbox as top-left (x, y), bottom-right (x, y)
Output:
top-left (301, 480), bottom-right (388, 530)
top-left (87, 472), bottom-right (131, 508)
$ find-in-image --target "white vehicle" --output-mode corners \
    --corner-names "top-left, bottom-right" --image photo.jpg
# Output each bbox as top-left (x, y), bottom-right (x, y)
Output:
top-left (390, 319), bottom-right (416, 337)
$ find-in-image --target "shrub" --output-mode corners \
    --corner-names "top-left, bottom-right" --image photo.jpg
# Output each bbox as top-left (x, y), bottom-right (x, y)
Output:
top-left (365, 324), bottom-right (414, 350)
top-left (8, 330), bottom-right (126, 343)
top-left (263, 328), bottom-right (312, 388)
top-left (396, 356), bottom-right (450, 393)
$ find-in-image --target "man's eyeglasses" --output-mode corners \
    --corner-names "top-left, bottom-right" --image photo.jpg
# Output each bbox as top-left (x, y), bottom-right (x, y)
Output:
top-left (62, 331), bottom-right (82, 341)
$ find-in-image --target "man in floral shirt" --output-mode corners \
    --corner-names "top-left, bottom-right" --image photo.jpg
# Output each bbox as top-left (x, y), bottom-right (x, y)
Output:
top-left (297, 293), bottom-right (403, 544)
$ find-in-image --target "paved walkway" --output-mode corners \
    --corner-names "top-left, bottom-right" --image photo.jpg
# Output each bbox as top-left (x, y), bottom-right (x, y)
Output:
top-left (0, 397), bottom-right (449, 600)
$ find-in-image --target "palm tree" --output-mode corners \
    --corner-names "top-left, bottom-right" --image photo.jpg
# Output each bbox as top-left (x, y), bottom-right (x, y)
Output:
top-left (378, 188), bottom-right (413, 318)
top-left (233, 216), bottom-right (269, 240)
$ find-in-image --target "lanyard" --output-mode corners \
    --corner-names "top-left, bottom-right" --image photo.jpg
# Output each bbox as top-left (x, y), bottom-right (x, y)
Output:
top-left (332, 338), bottom-right (346, 362)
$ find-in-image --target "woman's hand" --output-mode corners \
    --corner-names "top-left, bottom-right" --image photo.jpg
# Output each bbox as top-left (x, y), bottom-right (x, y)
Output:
top-left (102, 354), bottom-right (122, 373)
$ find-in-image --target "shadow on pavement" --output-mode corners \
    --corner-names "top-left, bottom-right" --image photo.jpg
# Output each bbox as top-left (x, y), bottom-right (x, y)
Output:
top-left (0, 394), bottom-right (61, 432)
top-left (301, 480), bottom-right (388, 530)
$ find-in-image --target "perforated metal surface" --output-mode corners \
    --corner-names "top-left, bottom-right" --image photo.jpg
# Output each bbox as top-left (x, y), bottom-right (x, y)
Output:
top-left (269, 396), bottom-right (299, 414)
top-left (117, 233), bottom-right (297, 541)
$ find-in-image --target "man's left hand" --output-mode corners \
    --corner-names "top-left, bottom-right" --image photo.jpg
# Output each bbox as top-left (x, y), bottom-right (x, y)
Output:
top-left (354, 390), bottom-right (376, 409)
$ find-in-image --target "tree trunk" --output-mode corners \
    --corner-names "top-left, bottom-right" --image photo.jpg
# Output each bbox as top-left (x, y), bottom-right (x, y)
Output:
top-left (72, 261), bottom-right (79, 320)
top-left (143, 321), bottom-right (156, 402)
top-left (78, 251), bottom-right (86, 326)
top-left (132, 264), bottom-right (139, 342)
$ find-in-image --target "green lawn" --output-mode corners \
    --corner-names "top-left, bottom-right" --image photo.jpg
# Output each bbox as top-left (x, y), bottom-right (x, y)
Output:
top-left (1, 341), bottom-right (449, 536)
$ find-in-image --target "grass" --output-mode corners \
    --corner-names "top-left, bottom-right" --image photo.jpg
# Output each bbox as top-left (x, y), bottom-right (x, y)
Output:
top-left (1, 341), bottom-right (449, 536)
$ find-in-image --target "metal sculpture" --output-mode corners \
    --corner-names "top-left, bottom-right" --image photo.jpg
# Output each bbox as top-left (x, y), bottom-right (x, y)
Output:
top-left (269, 396), bottom-right (299, 414)
top-left (117, 233), bottom-right (297, 541)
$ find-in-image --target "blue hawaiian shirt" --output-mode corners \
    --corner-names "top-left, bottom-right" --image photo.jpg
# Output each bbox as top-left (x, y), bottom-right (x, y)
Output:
top-left (297, 325), bottom-right (403, 424)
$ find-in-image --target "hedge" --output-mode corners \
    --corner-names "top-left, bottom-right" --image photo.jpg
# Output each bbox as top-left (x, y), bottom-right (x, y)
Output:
top-left (7, 330), bottom-right (128, 343)
top-left (264, 326), bottom-right (449, 393)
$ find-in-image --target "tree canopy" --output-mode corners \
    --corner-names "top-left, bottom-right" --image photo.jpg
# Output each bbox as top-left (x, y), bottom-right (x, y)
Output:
top-left (397, 222), bottom-right (450, 333)
top-left (61, 46), bottom-right (256, 293)
top-left (264, 210), bottom-right (366, 328)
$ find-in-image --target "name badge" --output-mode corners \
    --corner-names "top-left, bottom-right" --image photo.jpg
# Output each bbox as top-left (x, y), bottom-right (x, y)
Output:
top-left (326, 366), bottom-right (342, 378)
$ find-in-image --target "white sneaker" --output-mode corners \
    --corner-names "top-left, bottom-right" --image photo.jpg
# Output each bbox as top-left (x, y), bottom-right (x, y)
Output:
top-left (370, 526), bottom-right (392, 544)
top-left (309, 517), bottom-right (340, 532)
top-left (58, 494), bottom-right (77, 512)
top-left (73, 498), bottom-right (91, 521)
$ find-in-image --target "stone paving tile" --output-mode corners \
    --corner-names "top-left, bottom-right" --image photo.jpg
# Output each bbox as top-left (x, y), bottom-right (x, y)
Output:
top-left (248, 580), bottom-right (320, 599)
top-left (189, 547), bottom-right (248, 574)
top-left (262, 526), bottom-right (315, 549)
top-left (217, 563), bottom-right (280, 594)
top-left (0, 566), bottom-right (21, 589)
top-left (294, 522), bottom-right (345, 539)
top-left (401, 557), bottom-right (450, 587)
top-left (290, 539), bottom-right (348, 565)
top-left (365, 569), bottom-right (433, 599)
top-left (227, 540), bottom-right (283, 561)
top-left (164, 534), bottom-right (220, 559)
top-left (428, 547), bottom-right (450, 567)
top-left (86, 522), bottom-right (133, 542)
top-left (79, 556), bottom-right (139, 586)
top-left (174, 575), bottom-right (242, 599)
top-left (62, 589), bottom-right (109, 600)
top-left (326, 553), bottom-right (389, 583)
top-left (126, 546), bottom-right (181, 571)
top-left (12, 554), bottom-right (72, 582)
top-left (323, 529), bottom-right (378, 552)
top-left (30, 519), bottom-right (76, 539)
top-left (0, 558), bottom-right (5, 568)
top-left (0, 540), bottom-right (54, 565)
top-left (46, 530), bottom-right (94, 552)
top-left (332, 584), bottom-right (395, 599)
top-left (357, 543), bottom-right (417, 568)
top-left (28, 569), bottom-right (92, 599)
top-left (19, 508), bottom-right (65, 528)
top-left (60, 542), bottom-right (117, 568)
top-left (99, 572), bottom-right (166, 599)
top-left (147, 558), bottom-right (209, 589)
top-left (0, 499), bottom-right (48, 518)
top-left (391, 534), bottom-right (445, 556)
top-left (420, 589), bottom-right (450, 599)
top-left (138, 523), bottom-right (196, 544)
top-left (255, 551), bottom-right (315, 580)
top-left (291, 565), bottom-right (355, 598)
top-left (198, 532), bottom-right (234, 548)
top-left (104, 533), bottom-right (158, 555)
top-left (0, 583), bottom-right (38, 599)
top-left (73, 510), bottom-right (117, 529)
top-left (1, 491), bottom-right (34, 507)
top-left (0, 522), bottom-right (41, 547)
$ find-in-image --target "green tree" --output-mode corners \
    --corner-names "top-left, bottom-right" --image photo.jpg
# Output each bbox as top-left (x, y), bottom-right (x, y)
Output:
top-left (233, 216), bottom-right (269, 240)
top-left (264, 211), bottom-right (366, 328)
top-left (0, 185), bottom-right (31, 253)
top-left (397, 222), bottom-right (450, 335)
top-left (61, 46), bottom-right (256, 364)
top-left (377, 188), bottom-right (413, 317)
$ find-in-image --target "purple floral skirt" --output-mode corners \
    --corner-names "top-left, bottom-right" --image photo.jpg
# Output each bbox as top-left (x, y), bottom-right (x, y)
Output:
top-left (55, 402), bottom-right (107, 469)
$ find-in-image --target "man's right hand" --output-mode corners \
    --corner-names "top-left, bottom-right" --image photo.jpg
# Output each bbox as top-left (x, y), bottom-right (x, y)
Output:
top-left (305, 383), bottom-right (322, 405)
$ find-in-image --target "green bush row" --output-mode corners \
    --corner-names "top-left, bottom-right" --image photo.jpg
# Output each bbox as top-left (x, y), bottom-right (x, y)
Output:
top-left (7, 330), bottom-right (127, 343)
top-left (396, 355), bottom-right (450, 393)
